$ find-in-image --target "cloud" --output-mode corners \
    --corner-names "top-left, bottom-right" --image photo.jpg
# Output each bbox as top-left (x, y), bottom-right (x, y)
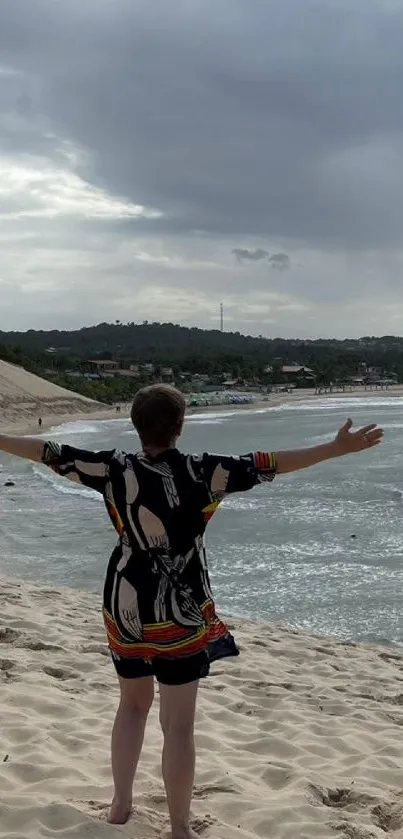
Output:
top-left (232, 249), bottom-right (290, 270)
top-left (1, 0), bottom-right (403, 336)
top-left (269, 253), bottom-right (290, 271)
top-left (0, 151), bottom-right (161, 221)
top-left (232, 248), bottom-right (269, 263)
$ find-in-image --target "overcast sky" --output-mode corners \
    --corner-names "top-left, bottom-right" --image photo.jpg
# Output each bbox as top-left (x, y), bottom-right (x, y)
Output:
top-left (1, 0), bottom-right (403, 338)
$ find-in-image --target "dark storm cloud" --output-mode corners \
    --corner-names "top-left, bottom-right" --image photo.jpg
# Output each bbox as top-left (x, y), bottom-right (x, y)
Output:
top-left (1, 0), bottom-right (403, 251)
top-left (232, 248), bottom-right (269, 263)
top-left (231, 248), bottom-right (290, 270)
top-left (269, 253), bottom-right (290, 271)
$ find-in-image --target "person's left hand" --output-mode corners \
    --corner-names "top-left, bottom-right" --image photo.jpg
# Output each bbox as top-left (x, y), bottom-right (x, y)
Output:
top-left (334, 418), bottom-right (384, 455)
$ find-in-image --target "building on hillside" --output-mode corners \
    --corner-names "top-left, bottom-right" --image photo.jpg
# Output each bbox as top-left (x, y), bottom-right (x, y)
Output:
top-left (189, 373), bottom-right (211, 391)
top-left (282, 364), bottom-right (315, 382)
top-left (265, 363), bottom-right (316, 384)
top-left (140, 362), bottom-right (155, 376)
top-left (81, 360), bottom-right (119, 376)
top-left (353, 363), bottom-right (397, 387)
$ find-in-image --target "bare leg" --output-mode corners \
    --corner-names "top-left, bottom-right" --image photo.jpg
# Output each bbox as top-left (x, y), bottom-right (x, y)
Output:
top-left (159, 680), bottom-right (199, 839)
top-left (108, 675), bottom-right (154, 824)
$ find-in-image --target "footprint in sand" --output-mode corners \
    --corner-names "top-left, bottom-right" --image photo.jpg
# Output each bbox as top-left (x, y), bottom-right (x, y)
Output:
top-left (191, 815), bottom-right (215, 834)
top-left (148, 793), bottom-right (166, 805)
top-left (0, 659), bottom-right (18, 680)
top-left (0, 628), bottom-right (20, 644)
top-left (310, 785), bottom-right (378, 811)
top-left (372, 799), bottom-right (403, 832)
top-left (314, 645), bottom-right (337, 657)
top-left (378, 651), bottom-right (402, 664)
top-left (193, 782), bottom-right (239, 799)
top-left (0, 659), bottom-right (16, 672)
top-left (68, 799), bottom-right (111, 822)
top-left (80, 643), bottom-right (109, 656)
top-left (43, 666), bottom-right (78, 681)
top-left (329, 822), bottom-right (378, 839)
top-left (25, 640), bottom-right (63, 652)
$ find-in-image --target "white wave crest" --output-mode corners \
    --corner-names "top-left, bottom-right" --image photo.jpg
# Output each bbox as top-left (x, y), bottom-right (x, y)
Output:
top-left (32, 464), bottom-right (100, 500)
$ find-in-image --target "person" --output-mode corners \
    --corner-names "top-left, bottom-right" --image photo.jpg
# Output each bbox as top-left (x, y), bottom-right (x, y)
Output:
top-left (0, 385), bottom-right (383, 837)
top-left (38, 417), bottom-right (42, 428)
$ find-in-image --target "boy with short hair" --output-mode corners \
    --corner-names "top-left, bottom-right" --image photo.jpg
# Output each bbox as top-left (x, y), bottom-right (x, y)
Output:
top-left (0, 384), bottom-right (383, 837)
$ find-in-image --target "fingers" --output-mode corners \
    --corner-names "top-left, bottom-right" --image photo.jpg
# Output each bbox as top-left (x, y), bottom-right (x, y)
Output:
top-left (338, 418), bottom-right (384, 449)
top-left (339, 418), bottom-right (353, 433)
top-left (361, 428), bottom-right (384, 446)
top-left (354, 423), bottom-right (378, 437)
top-left (364, 438), bottom-right (382, 449)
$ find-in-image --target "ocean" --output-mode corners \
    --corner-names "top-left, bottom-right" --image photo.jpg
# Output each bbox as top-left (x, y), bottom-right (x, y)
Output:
top-left (1, 395), bottom-right (403, 646)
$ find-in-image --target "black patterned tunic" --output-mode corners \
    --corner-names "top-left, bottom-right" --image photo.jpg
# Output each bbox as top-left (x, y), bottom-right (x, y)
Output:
top-left (42, 443), bottom-right (276, 663)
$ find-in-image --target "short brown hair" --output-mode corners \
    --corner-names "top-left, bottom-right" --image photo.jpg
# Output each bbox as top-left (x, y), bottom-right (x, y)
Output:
top-left (131, 384), bottom-right (186, 447)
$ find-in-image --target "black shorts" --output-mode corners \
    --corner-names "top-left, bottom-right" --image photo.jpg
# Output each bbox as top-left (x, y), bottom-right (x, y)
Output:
top-left (111, 650), bottom-right (210, 685)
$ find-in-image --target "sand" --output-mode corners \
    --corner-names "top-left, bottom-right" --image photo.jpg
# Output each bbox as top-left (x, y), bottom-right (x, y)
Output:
top-left (0, 359), bottom-right (104, 429)
top-left (0, 578), bottom-right (403, 839)
top-left (4, 385), bottom-right (402, 436)
top-left (2, 366), bottom-right (403, 836)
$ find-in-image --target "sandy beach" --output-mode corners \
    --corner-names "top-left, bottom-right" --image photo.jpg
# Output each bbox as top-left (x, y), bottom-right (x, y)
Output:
top-left (1, 577), bottom-right (403, 839)
top-left (2, 370), bottom-right (403, 837)
top-left (2, 381), bottom-right (403, 437)
top-left (1, 353), bottom-right (403, 436)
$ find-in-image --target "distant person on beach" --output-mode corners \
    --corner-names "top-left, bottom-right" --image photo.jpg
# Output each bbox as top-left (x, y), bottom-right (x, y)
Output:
top-left (38, 417), bottom-right (42, 428)
top-left (0, 385), bottom-right (383, 836)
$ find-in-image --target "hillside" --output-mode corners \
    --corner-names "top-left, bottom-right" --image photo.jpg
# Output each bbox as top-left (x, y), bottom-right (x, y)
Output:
top-left (0, 360), bottom-right (103, 425)
top-left (1, 323), bottom-right (403, 393)
top-left (1, 322), bottom-right (403, 366)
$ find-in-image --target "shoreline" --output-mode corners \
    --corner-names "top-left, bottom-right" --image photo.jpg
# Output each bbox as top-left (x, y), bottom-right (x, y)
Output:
top-left (1, 383), bottom-right (402, 437)
top-left (0, 572), bottom-right (398, 652)
top-left (1, 574), bottom-right (403, 838)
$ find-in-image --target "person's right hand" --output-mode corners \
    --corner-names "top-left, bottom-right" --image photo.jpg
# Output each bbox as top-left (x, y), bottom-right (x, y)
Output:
top-left (333, 418), bottom-right (384, 455)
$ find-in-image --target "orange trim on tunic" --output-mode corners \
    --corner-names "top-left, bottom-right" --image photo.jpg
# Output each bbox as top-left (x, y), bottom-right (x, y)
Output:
top-left (202, 500), bottom-right (221, 522)
top-left (103, 599), bottom-right (228, 660)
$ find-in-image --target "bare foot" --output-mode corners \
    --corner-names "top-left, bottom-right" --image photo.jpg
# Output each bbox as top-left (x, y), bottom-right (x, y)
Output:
top-left (171, 829), bottom-right (199, 839)
top-left (107, 797), bottom-right (132, 825)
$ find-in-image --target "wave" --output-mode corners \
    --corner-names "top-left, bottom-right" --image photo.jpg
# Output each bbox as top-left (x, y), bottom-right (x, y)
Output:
top-left (275, 396), bottom-right (403, 412)
top-left (186, 396), bottom-right (403, 418)
top-left (373, 482), bottom-right (403, 501)
top-left (47, 416), bottom-right (132, 436)
top-left (186, 406), bottom-right (273, 422)
top-left (32, 464), bottom-right (100, 500)
top-left (187, 410), bottom-right (238, 421)
top-left (47, 421), bottom-right (108, 436)
top-left (186, 417), bottom-right (227, 425)
top-left (222, 496), bottom-right (269, 512)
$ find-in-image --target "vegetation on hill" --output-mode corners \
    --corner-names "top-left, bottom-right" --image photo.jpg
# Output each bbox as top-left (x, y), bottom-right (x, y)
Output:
top-left (1, 322), bottom-right (403, 404)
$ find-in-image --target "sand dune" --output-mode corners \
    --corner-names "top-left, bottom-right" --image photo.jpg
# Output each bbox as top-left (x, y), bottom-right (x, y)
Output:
top-left (0, 360), bottom-right (103, 426)
top-left (0, 578), bottom-right (403, 838)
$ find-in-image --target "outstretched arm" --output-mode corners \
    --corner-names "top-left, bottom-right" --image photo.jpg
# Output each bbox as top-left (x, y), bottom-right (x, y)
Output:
top-left (197, 418), bottom-right (383, 499)
top-left (0, 434), bottom-right (44, 462)
top-left (0, 434), bottom-right (115, 493)
top-left (275, 418), bottom-right (383, 474)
